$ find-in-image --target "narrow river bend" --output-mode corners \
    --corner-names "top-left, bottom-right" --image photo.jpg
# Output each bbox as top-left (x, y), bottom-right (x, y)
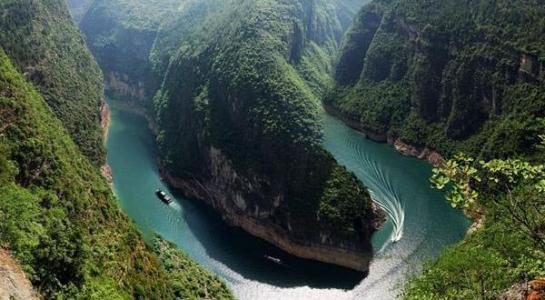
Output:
top-left (106, 102), bottom-right (469, 300)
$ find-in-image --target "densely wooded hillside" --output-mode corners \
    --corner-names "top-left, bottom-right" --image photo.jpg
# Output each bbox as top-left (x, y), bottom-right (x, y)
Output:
top-left (328, 0), bottom-right (545, 297)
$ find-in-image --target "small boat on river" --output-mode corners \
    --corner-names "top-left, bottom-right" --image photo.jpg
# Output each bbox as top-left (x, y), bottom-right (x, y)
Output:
top-left (264, 255), bottom-right (283, 265)
top-left (155, 189), bottom-right (172, 204)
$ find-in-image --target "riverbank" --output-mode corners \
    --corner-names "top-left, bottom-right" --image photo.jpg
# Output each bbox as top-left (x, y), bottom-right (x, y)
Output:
top-left (160, 163), bottom-right (375, 272)
top-left (105, 100), bottom-right (470, 299)
top-left (106, 99), bottom-right (158, 134)
top-left (323, 104), bottom-right (445, 167)
top-left (323, 104), bottom-right (484, 234)
top-left (107, 100), bottom-right (378, 271)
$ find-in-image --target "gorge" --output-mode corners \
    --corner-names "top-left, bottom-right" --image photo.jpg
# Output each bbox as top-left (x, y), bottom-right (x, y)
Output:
top-left (1, 0), bottom-right (543, 298)
top-left (105, 99), bottom-right (468, 299)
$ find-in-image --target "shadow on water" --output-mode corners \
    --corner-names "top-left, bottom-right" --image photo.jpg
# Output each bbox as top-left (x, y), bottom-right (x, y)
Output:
top-left (170, 188), bottom-right (365, 289)
top-left (107, 103), bottom-right (364, 290)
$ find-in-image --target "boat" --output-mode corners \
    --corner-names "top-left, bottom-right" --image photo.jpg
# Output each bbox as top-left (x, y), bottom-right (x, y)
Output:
top-left (264, 255), bottom-right (282, 265)
top-left (155, 189), bottom-right (172, 204)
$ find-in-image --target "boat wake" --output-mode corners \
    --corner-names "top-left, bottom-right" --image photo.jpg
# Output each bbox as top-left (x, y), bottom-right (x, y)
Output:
top-left (345, 137), bottom-right (406, 250)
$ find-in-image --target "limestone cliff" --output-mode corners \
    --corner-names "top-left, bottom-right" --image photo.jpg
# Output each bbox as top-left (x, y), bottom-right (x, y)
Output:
top-left (329, 0), bottom-right (545, 160)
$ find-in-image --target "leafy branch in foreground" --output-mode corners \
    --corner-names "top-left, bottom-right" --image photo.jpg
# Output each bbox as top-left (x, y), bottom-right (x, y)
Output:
top-left (404, 135), bottom-right (545, 299)
top-left (431, 151), bottom-right (545, 251)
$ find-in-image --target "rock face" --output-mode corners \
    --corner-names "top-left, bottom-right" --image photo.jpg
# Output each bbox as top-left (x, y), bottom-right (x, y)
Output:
top-left (392, 139), bottom-right (444, 167)
top-left (328, 0), bottom-right (545, 160)
top-left (162, 146), bottom-right (379, 271)
top-left (499, 279), bottom-right (545, 300)
top-left (152, 0), bottom-right (382, 271)
top-left (0, 249), bottom-right (36, 300)
top-left (78, 0), bottom-right (180, 107)
top-left (76, 0), bottom-right (382, 271)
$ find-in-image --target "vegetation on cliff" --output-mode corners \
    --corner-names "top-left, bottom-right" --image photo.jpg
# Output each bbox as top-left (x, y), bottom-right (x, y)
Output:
top-left (329, 0), bottom-right (545, 297)
top-left (0, 49), bottom-right (232, 299)
top-left (153, 0), bottom-right (378, 255)
top-left (404, 151), bottom-right (545, 298)
top-left (0, 0), bottom-right (106, 164)
top-left (76, 0), bottom-right (379, 265)
top-left (329, 0), bottom-right (545, 161)
top-left (78, 0), bottom-right (180, 105)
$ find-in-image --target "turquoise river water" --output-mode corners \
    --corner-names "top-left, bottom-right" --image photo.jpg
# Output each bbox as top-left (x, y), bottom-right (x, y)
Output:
top-left (106, 103), bottom-right (469, 299)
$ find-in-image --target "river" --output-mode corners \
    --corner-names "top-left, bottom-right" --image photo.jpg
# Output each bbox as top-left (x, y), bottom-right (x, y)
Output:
top-left (106, 102), bottom-right (469, 299)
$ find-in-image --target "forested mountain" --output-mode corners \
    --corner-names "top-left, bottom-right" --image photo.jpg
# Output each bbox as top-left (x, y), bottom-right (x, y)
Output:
top-left (0, 0), bottom-right (105, 164)
top-left (4, 0), bottom-right (541, 297)
top-left (76, 0), bottom-right (382, 271)
top-left (0, 1), bottom-right (231, 298)
top-left (330, 0), bottom-right (545, 161)
top-left (79, 0), bottom-right (180, 106)
top-left (155, 0), bottom-right (381, 271)
top-left (0, 49), bottom-right (231, 299)
top-left (327, 0), bottom-right (545, 298)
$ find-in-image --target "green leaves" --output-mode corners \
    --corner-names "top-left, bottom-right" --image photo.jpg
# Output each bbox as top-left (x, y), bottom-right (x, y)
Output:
top-left (430, 153), bottom-right (480, 209)
top-left (153, 237), bottom-right (233, 300)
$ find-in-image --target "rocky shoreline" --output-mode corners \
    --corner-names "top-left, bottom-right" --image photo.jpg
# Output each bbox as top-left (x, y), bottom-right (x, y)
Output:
top-left (159, 156), bottom-right (375, 272)
top-left (106, 100), bottom-right (380, 272)
top-left (324, 104), bottom-right (445, 167)
top-left (323, 104), bottom-right (487, 233)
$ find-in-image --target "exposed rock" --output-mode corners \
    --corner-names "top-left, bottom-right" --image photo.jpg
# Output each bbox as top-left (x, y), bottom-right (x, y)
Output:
top-left (161, 147), bottom-right (375, 272)
top-left (100, 164), bottom-right (113, 185)
top-left (99, 102), bottom-right (113, 184)
top-left (498, 278), bottom-right (545, 300)
top-left (100, 101), bottom-right (111, 141)
top-left (105, 72), bottom-right (147, 102)
top-left (530, 279), bottom-right (545, 291)
top-left (393, 139), bottom-right (444, 167)
top-left (0, 249), bottom-right (36, 300)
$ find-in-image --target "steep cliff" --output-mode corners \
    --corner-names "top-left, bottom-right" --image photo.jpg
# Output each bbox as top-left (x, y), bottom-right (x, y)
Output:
top-left (78, 0), bottom-right (180, 107)
top-left (329, 0), bottom-right (545, 160)
top-left (0, 1), bottom-right (232, 297)
top-left (154, 0), bottom-right (381, 271)
top-left (328, 1), bottom-right (545, 298)
top-left (0, 48), bottom-right (232, 299)
top-left (0, 0), bottom-right (105, 164)
top-left (67, 0), bottom-right (94, 23)
top-left (76, 0), bottom-right (381, 271)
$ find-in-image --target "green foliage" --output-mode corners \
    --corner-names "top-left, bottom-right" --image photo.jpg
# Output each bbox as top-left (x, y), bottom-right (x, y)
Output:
top-left (318, 165), bottom-right (374, 237)
top-left (153, 237), bottom-right (233, 300)
top-left (0, 0), bottom-right (106, 164)
top-left (150, 0), bottom-right (378, 246)
top-left (331, 0), bottom-right (545, 160)
top-left (405, 139), bottom-right (545, 298)
top-left (404, 216), bottom-right (545, 299)
top-left (78, 0), bottom-right (181, 109)
top-left (0, 50), bottom-right (231, 299)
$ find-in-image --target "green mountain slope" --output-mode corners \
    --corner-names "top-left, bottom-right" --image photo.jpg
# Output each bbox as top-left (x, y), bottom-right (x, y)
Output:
top-left (329, 0), bottom-right (545, 161)
top-left (328, 0), bottom-right (545, 297)
top-left (76, 0), bottom-right (381, 271)
top-left (154, 0), bottom-right (380, 271)
top-left (0, 48), bottom-right (232, 299)
top-left (78, 0), bottom-right (180, 107)
top-left (0, 0), bottom-right (106, 164)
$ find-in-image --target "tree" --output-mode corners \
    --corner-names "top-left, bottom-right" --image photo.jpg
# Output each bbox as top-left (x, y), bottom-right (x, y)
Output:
top-left (431, 152), bottom-right (545, 251)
